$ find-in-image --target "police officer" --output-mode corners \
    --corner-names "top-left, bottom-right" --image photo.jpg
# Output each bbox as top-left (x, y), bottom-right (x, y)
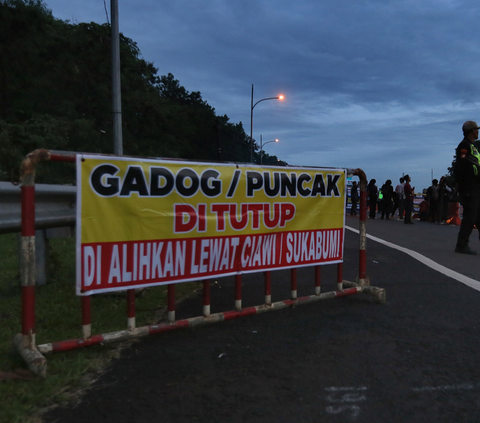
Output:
top-left (454, 121), bottom-right (480, 255)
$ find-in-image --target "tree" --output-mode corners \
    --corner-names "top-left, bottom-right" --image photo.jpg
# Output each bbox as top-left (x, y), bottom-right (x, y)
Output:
top-left (0, 1), bottom-right (281, 183)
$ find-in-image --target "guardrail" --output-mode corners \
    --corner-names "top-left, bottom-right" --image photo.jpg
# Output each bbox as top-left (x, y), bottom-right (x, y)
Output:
top-left (0, 181), bottom-right (76, 234)
top-left (0, 181), bottom-right (76, 286)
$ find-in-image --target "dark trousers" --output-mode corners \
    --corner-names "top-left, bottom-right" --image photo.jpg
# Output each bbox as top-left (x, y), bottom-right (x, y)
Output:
top-left (381, 199), bottom-right (392, 219)
top-left (369, 198), bottom-right (376, 218)
top-left (457, 192), bottom-right (480, 248)
top-left (429, 200), bottom-right (440, 223)
top-left (393, 198), bottom-right (405, 219)
top-left (350, 201), bottom-right (357, 216)
top-left (404, 199), bottom-right (413, 223)
top-left (398, 199), bottom-right (405, 219)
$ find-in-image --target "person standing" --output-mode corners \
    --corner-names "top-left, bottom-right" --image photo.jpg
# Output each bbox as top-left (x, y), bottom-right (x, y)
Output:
top-left (454, 121), bottom-right (480, 255)
top-left (367, 179), bottom-right (378, 219)
top-left (394, 177), bottom-right (405, 220)
top-left (403, 175), bottom-right (415, 224)
top-left (380, 180), bottom-right (394, 219)
top-left (426, 179), bottom-right (440, 223)
top-left (438, 176), bottom-right (452, 223)
top-left (350, 181), bottom-right (359, 216)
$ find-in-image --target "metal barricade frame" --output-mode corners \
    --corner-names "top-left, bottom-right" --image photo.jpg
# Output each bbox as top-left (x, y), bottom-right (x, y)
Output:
top-left (13, 149), bottom-right (386, 377)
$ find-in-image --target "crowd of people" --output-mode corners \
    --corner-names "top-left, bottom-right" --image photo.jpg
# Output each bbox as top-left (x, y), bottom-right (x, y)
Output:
top-left (360, 175), bottom-right (418, 224)
top-left (349, 175), bottom-right (455, 225)
top-left (348, 120), bottom-right (480, 255)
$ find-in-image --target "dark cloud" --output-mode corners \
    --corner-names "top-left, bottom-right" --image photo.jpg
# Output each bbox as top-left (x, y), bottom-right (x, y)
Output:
top-left (45, 0), bottom-right (480, 189)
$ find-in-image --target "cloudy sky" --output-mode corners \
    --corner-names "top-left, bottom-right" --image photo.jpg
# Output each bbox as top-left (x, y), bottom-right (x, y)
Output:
top-left (43, 0), bottom-right (480, 191)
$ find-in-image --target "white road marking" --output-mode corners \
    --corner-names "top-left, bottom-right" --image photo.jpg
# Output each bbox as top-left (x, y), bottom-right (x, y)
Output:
top-left (326, 393), bottom-right (366, 402)
top-left (325, 387), bottom-right (367, 420)
top-left (412, 384), bottom-right (476, 392)
top-left (346, 226), bottom-right (480, 292)
top-left (325, 386), bottom-right (368, 392)
top-left (326, 405), bottom-right (361, 418)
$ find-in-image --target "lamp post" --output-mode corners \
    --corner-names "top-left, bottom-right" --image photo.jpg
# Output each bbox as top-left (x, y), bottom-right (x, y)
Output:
top-left (259, 135), bottom-right (279, 164)
top-left (250, 84), bottom-right (284, 163)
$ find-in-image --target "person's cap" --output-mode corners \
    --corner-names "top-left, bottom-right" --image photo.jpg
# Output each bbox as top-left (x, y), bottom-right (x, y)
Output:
top-left (462, 121), bottom-right (480, 132)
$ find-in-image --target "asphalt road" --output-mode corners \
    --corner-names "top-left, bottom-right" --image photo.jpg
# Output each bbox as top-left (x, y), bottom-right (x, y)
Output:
top-left (44, 216), bottom-right (480, 423)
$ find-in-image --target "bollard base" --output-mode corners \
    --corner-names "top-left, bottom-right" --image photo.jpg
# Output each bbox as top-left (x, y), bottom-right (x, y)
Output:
top-left (355, 275), bottom-right (370, 286)
top-left (13, 333), bottom-right (47, 378)
top-left (344, 280), bottom-right (386, 304)
top-left (362, 286), bottom-right (387, 304)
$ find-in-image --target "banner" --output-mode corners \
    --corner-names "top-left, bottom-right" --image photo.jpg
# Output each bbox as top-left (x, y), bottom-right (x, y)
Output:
top-left (76, 155), bottom-right (346, 295)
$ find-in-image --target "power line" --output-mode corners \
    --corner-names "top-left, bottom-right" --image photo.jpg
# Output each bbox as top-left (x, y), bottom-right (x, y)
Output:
top-left (103, 0), bottom-right (109, 24)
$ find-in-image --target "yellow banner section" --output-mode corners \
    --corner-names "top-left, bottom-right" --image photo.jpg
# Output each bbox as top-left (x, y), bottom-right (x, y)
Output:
top-left (78, 156), bottom-right (346, 244)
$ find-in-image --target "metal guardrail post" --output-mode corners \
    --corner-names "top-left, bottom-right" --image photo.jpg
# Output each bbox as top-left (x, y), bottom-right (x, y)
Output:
top-left (347, 168), bottom-right (385, 304)
top-left (350, 168), bottom-right (369, 286)
top-left (13, 149), bottom-right (76, 377)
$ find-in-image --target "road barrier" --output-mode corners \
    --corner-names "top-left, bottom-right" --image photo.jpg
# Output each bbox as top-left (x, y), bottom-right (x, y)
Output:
top-left (14, 149), bottom-right (386, 377)
top-left (0, 181), bottom-right (75, 234)
top-left (0, 181), bottom-right (76, 285)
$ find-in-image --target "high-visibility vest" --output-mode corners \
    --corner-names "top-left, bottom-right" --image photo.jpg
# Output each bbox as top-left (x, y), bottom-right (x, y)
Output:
top-left (471, 144), bottom-right (480, 176)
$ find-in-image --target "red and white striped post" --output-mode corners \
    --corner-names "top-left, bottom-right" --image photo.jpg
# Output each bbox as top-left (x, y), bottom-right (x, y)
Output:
top-left (354, 169), bottom-right (368, 286)
top-left (15, 150), bottom-right (76, 376)
top-left (314, 265), bottom-right (321, 295)
top-left (235, 274), bottom-right (242, 311)
top-left (82, 296), bottom-right (91, 339)
top-left (20, 151), bottom-right (60, 349)
top-left (337, 263), bottom-right (343, 291)
top-left (203, 279), bottom-right (211, 317)
top-left (167, 284), bottom-right (175, 323)
top-left (20, 174), bottom-right (36, 350)
top-left (291, 268), bottom-right (297, 300)
top-left (264, 271), bottom-right (272, 305)
top-left (127, 288), bottom-right (136, 330)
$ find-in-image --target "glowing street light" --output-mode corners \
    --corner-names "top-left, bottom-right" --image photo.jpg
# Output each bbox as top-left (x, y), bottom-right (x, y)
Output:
top-left (259, 135), bottom-right (279, 164)
top-left (250, 84), bottom-right (285, 163)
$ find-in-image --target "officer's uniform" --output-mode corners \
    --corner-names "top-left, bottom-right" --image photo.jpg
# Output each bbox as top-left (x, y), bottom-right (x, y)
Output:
top-left (455, 135), bottom-right (480, 251)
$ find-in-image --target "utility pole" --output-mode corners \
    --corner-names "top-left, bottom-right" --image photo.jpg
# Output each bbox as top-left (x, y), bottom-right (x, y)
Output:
top-left (214, 118), bottom-right (221, 161)
top-left (250, 84), bottom-right (254, 163)
top-left (111, 0), bottom-right (123, 155)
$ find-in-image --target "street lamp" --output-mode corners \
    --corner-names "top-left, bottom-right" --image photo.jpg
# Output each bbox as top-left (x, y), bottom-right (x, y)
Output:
top-left (250, 84), bottom-right (284, 162)
top-left (259, 135), bottom-right (279, 164)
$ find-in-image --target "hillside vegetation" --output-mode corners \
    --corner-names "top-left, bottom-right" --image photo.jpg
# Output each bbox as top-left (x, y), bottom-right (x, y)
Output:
top-left (0, 0), bottom-right (284, 184)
